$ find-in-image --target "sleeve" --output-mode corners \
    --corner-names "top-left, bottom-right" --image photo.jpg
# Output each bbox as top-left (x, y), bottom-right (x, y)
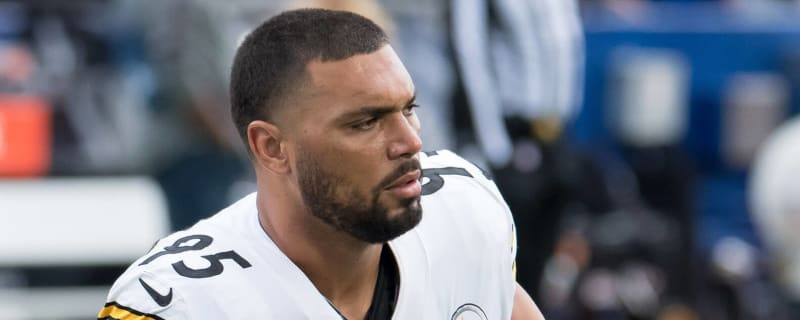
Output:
top-left (421, 149), bottom-right (519, 318)
top-left (467, 153), bottom-right (518, 284)
top-left (428, 150), bottom-right (518, 281)
top-left (97, 270), bottom-right (186, 320)
top-left (451, 150), bottom-right (519, 314)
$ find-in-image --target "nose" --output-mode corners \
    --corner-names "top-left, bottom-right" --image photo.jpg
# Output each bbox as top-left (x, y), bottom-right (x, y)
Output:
top-left (387, 113), bottom-right (422, 160)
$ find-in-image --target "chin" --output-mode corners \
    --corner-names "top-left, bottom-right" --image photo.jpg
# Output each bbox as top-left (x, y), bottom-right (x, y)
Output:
top-left (352, 196), bottom-right (421, 243)
top-left (387, 197), bottom-right (421, 217)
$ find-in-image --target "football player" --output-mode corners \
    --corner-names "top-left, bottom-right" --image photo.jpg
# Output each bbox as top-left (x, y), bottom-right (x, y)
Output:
top-left (98, 8), bottom-right (542, 319)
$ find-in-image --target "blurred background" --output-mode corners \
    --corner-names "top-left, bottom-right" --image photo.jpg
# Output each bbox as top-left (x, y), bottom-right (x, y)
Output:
top-left (2, 0), bottom-right (800, 319)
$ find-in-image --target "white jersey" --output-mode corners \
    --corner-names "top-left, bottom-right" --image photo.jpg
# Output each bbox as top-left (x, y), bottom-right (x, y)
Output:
top-left (98, 150), bottom-right (517, 319)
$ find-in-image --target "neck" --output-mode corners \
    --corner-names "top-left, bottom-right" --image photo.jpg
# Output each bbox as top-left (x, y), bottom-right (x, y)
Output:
top-left (256, 185), bottom-right (382, 319)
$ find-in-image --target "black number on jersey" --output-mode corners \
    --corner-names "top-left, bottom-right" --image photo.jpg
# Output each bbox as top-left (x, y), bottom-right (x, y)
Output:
top-left (421, 167), bottom-right (473, 195)
top-left (139, 234), bottom-right (251, 278)
top-left (140, 234), bottom-right (213, 265)
top-left (173, 250), bottom-right (252, 278)
top-left (421, 151), bottom-right (494, 195)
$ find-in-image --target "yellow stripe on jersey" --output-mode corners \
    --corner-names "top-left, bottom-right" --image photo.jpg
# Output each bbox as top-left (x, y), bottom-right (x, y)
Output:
top-left (512, 260), bottom-right (517, 280)
top-left (97, 302), bottom-right (165, 320)
top-left (511, 225), bottom-right (517, 280)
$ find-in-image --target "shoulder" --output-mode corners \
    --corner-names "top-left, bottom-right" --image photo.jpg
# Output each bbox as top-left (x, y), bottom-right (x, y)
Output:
top-left (407, 151), bottom-right (517, 317)
top-left (100, 194), bottom-right (259, 319)
top-left (420, 149), bottom-right (488, 175)
top-left (420, 149), bottom-right (500, 200)
top-left (419, 149), bottom-right (507, 214)
top-left (418, 149), bottom-right (513, 248)
top-left (100, 264), bottom-right (186, 320)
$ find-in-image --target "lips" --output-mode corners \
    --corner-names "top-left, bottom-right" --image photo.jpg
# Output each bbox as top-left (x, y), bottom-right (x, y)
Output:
top-left (384, 169), bottom-right (422, 198)
top-left (386, 170), bottom-right (421, 189)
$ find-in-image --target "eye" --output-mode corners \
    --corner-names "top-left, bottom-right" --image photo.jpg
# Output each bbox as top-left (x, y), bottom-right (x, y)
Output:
top-left (351, 118), bottom-right (378, 131)
top-left (403, 104), bottom-right (419, 116)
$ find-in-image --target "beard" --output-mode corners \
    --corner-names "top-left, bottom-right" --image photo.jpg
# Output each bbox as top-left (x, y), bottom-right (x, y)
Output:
top-left (296, 151), bottom-right (422, 243)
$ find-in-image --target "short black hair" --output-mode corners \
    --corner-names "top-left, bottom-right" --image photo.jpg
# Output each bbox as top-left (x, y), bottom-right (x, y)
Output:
top-left (230, 8), bottom-right (389, 145)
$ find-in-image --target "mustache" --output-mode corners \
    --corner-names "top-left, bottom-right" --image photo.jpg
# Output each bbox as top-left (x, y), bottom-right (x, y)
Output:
top-left (376, 159), bottom-right (422, 190)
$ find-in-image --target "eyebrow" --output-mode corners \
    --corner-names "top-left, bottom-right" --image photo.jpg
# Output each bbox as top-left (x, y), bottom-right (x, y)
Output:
top-left (336, 94), bottom-right (417, 122)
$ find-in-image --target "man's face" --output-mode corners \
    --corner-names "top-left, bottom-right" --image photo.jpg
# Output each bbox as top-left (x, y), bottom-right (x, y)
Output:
top-left (283, 45), bottom-right (423, 243)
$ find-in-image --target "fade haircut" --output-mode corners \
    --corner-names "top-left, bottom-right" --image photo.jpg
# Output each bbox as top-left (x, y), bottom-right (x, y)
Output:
top-left (230, 8), bottom-right (389, 145)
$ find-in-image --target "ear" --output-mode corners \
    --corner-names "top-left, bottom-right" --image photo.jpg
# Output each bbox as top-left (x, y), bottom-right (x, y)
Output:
top-left (248, 120), bottom-right (291, 174)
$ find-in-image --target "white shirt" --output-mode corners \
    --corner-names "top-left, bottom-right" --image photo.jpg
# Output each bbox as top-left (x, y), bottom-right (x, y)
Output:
top-left (98, 150), bottom-right (516, 319)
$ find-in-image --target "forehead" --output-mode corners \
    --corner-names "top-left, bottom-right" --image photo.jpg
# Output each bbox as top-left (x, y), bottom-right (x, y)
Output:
top-left (303, 45), bottom-right (415, 109)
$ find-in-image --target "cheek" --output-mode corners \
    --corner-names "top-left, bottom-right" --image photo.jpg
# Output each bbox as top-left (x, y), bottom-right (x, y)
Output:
top-left (338, 151), bottom-right (388, 195)
top-left (410, 114), bottom-right (421, 132)
top-left (303, 131), bottom-right (390, 190)
top-left (326, 130), bottom-right (387, 163)
top-left (317, 144), bottom-right (379, 187)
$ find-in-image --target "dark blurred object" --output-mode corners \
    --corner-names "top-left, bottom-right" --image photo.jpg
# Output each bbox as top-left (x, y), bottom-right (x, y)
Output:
top-left (606, 47), bottom-right (696, 300)
top-left (567, 3), bottom-right (800, 319)
top-left (494, 116), bottom-right (614, 307)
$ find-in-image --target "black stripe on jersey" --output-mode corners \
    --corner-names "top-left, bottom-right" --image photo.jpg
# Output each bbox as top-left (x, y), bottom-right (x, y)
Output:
top-left (97, 301), bottom-right (165, 320)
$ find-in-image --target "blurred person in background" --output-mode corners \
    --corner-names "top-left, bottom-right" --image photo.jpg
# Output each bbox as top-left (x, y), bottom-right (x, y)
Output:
top-left (133, 0), bottom-right (287, 230)
top-left (750, 115), bottom-right (800, 318)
